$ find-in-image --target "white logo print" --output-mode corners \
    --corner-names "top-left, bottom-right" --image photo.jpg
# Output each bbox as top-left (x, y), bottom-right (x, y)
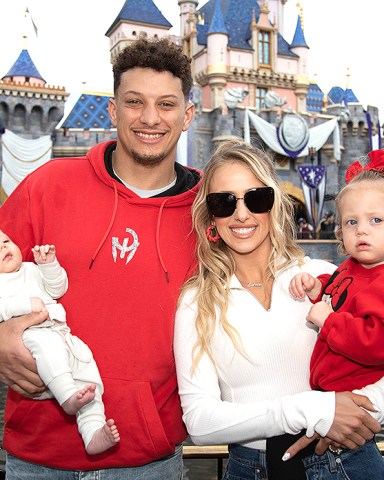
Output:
top-left (112, 228), bottom-right (140, 264)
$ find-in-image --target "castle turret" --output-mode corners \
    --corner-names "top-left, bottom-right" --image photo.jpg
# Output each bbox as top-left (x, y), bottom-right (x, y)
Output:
top-left (0, 45), bottom-right (68, 135)
top-left (206, 0), bottom-right (229, 109)
top-left (105, 0), bottom-right (172, 64)
top-left (290, 5), bottom-right (310, 113)
top-left (178, 0), bottom-right (199, 38)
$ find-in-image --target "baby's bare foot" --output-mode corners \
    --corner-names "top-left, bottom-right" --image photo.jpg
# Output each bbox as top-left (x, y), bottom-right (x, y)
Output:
top-left (61, 384), bottom-right (96, 415)
top-left (86, 419), bottom-right (120, 455)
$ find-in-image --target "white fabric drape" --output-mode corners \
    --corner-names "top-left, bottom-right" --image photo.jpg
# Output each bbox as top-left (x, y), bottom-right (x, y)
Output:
top-left (1, 129), bottom-right (52, 197)
top-left (244, 110), bottom-right (341, 161)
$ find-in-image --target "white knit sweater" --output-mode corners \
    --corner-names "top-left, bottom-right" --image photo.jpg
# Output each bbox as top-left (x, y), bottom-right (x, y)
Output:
top-left (175, 257), bottom-right (383, 449)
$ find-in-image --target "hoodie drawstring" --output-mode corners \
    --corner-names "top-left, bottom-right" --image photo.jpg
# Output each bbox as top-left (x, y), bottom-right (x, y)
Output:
top-left (156, 198), bottom-right (170, 283)
top-left (89, 181), bottom-right (119, 269)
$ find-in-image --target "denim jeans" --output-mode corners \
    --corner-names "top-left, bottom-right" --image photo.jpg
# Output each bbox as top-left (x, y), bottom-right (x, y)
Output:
top-left (303, 439), bottom-right (384, 480)
top-left (222, 444), bottom-right (268, 480)
top-left (6, 444), bottom-right (183, 480)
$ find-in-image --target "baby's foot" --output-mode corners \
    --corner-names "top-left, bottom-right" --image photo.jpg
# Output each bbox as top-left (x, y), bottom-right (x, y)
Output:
top-left (86, 419), bottom-right (120, 455)
top-left (61, 384), bottom-right (96, 415)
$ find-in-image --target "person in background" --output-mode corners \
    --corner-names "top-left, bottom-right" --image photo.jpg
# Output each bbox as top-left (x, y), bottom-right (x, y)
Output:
top-left (297, 217), bottom-right (314, 239)
top-left (0, 231), bottom-right (119, 455)
top-left (174, 140), bottom-right (382, 480)
top-left (317, 211), bottom-right (337, 239)
top-left (289, 149), bottom-right (384, 479)
top-left (0, 36), bottom-right (201, 479)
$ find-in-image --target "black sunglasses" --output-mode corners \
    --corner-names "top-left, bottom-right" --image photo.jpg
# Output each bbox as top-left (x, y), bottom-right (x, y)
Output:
top-left (206, 187), bottom-right (274, 218)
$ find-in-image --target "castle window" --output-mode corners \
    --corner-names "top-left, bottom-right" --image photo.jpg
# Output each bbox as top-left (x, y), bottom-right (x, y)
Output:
top-left (256, 87), bottom-right (267, 111)
top-left (258, 31), bottom-right (270, 65)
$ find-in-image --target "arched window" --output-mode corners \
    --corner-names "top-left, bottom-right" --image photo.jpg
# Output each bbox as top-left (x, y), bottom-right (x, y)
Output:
top-left (31, 106), bottom-right (43, 131)
top-left (13, 104), bottom-right (27, 129)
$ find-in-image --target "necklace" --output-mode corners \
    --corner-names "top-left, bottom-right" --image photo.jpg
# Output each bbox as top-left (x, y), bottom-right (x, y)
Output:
top-left (239, 280), bottom-right (264, 287)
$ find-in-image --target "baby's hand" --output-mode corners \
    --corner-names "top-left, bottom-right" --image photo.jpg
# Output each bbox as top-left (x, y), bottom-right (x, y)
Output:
top-left (306, 302), bottom-right (333, 328)
top-left (289, 272), bottom-right (318, 299)
top-left (30, 297), bottom-right (47, 314)
top-left (32, 244), bottom-right (56, 264)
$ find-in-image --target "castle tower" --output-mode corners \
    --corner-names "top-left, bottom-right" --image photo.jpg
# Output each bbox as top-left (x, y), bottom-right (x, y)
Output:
top-left (0, 38), bottom-right (68, 136)
top-left (178, 0), bottom-right (199, 38)
top-left (290, 5), bottom-right (309, 113)
top-left (105, 0), bottom-right (172, 64)
top-left (206, 0), bottom-right (229, 109)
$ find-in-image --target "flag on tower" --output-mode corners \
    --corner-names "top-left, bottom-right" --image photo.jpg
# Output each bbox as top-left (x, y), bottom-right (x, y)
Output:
top-left (25, 7), bottom-right (38, 37)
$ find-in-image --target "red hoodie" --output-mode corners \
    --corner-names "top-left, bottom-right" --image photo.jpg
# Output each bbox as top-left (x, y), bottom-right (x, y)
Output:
top-left (0, 141), bottom-right (201, 469)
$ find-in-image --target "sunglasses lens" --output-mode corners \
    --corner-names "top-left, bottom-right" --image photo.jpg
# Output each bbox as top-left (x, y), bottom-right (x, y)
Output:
top-left (206, 193), bottom-right (236, 217)
top-left (206, 187), bottom-right (274, 217)
top-left (244, 187), bottom-right (274, 213)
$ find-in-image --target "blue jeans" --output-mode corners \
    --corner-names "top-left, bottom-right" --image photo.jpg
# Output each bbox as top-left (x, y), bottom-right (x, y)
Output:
top-left (303, 439), bottom-right (384, 479)
top-left (222, 444), bottom-right (268, 480)
top-left (6, 445), bottom-right (183, 479)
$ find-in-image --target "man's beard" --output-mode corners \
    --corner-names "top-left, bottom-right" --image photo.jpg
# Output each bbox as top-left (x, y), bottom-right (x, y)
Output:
top-left (130, 148), bottom-right (166, 167)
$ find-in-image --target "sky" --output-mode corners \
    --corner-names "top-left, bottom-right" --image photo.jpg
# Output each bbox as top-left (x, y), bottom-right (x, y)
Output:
top-left (0, 0), bottom-right (382, 119)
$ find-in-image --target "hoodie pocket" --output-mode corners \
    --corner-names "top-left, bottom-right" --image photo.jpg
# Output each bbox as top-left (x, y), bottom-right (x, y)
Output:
top-left (101, 377), bottom-right (174, 462)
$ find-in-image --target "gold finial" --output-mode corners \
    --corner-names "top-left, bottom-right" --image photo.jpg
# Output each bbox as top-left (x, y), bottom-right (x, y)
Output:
top-left (251, 8), bottom-right (257, 27)
top-left (346, 66), bottom-right (351, 89)
top-left (296, 2), bottom-right (304, 30)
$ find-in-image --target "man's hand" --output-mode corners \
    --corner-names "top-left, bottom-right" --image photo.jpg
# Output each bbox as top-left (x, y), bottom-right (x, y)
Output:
top-left (0, 312), bottom-right (47, 397)
top-left (327, 392), bottom-right (380, 448)
top-left (282, 391), bottom-right (380, 460)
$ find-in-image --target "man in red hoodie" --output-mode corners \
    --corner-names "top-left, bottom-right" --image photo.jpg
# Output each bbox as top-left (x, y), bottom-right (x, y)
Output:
top-left (0, 37), bottom-right (201, 479)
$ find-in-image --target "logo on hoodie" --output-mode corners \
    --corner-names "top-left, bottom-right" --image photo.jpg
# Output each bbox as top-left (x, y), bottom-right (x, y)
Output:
top-left (112, 228), bottom-right (140, 264)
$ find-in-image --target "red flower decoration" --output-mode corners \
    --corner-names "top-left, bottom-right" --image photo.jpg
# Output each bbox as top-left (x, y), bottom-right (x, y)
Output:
top-left (346, 149), bottom-right (384, 183)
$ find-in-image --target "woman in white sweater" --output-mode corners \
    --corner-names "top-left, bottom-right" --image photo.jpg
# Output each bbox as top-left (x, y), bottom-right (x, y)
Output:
top-left (174, 140), bottom-right (383, 479)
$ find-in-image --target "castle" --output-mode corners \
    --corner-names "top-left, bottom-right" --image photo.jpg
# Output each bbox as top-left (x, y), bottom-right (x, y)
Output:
top-left (0, 0), bottom-right (382, 262)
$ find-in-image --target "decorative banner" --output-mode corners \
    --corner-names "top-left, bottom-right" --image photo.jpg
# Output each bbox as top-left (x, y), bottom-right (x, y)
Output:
top-left (366, 111), bottom-right (382, 151)
top-left (298, 165), bottom-right (326, 229)
top-left (1, 129), bottom-right (52, 202)
top-left (244, 110), bottom-right (341, 161)
top-left (277, 113), bottom-right (309, 158)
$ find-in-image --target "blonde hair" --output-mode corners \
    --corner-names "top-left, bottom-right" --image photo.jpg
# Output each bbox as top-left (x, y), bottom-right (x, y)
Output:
top-left (335, 165), bottom-right (384, 256)
top-left (180, 139), bottom-right (304, 370)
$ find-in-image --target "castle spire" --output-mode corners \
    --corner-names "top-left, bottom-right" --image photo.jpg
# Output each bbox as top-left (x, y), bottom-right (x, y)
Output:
top-left (291, 11), bottom-right (308, 48)
top-left (208, 0), bottom-right (228, 35)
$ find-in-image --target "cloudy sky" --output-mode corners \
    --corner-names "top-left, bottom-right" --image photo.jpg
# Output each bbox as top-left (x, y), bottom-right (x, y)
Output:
top-left (0, 0), bottom-right (382, 118)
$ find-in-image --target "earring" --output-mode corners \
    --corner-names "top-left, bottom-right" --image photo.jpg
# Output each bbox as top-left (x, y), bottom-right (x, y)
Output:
top-left (206, 223), bottom-right (220, 243)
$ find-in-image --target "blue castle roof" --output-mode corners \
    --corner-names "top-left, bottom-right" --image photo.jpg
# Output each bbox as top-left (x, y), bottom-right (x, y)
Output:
top-left (328, 86), bottom-right (359, 106)
top-left (198, 0), bottom-right (259, 50)
top-left (105, 0), bottom-right (171, 36)
top-left (278, 33), bottom-right (299, 58)
top-left (307, 83), bottom-right (324, 112)
top-left (208, 0), bottom-right (228, 35)
top-left (198, 0), bottom-right (299, 55)
top-left (61, 92), bottom-right (113, 129)
top-left (2, 49), bottom-right (45, 83)
top-left (290, 15), bottom-right (308, 48)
